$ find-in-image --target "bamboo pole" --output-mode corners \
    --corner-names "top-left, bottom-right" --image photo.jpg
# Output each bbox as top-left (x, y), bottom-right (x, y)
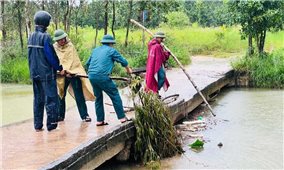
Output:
top-left (57, 73), bottom-right (130, 82)
top-left (130, 19), bottom-right (216, 116)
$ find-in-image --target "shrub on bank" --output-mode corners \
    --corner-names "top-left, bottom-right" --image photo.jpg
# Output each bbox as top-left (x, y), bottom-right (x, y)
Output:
top-left (232, 49), bottom-right (284, 88)
top-left (1, 57), bottom-right (31, 84)
top-left (0, 40), bottom-right (31, 84)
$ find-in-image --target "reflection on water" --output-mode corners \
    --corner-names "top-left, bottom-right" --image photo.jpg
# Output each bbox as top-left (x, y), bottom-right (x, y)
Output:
top-left (98, 88), bottom-right (284, 169)
top-left (161, 88), bottom-right (283, 169)
top-left (1, 84), bottom-right (75, 127)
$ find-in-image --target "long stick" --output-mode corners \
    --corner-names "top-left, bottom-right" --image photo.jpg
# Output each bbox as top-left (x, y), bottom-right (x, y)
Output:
top-left (57, 73), bottom-right (130, 82)
top-left (130, 19), bottom-right (216, 116)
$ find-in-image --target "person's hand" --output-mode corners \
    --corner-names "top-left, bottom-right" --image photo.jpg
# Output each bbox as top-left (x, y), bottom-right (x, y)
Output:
top-left (64, 70), bottom-right (72, 78)
top-left (125, 66), bottom-right (132, 74)
top-left (66, 74), bottom-right (72, 78)
top-left (59, 70), bottom-right (65, 76)
top-left (166, 50), bottom-right (171, 56)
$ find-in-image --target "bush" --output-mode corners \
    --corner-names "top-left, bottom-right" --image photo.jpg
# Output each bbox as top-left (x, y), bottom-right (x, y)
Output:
top-left (1, 57), bottom-right (31, 84)
top-left (1, 41), bottom-right (30, 84)
top-left (116, 42), bottom-right (148, 68)
top-left (1, 41), bottom-right (27, 61)
top-left (164, 11), bottom-right (189, 27)
top-left (232, 49), bottom-right (284, 88)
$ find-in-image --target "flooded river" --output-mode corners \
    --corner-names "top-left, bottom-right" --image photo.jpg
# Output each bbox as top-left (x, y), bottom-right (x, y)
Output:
top-left (98, 88), bottom-right (283, 169)
top-left (0, 84), bottom-right (75, 126)
top-left (1, 84), bottom-right (283, 169)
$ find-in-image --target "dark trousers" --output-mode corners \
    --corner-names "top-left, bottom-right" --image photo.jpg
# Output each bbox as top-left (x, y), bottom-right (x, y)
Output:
top-left (58, 77), bottom-right (88, 120)
top-left (32, 79), bottom-right (58, 131)
top-left (157, 67), bottom-right (166, 90)
top-left (89, 75), bottom-right (125, 122)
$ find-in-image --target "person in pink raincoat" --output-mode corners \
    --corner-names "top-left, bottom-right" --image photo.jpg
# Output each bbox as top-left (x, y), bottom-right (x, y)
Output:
top-left (145, 32), bottom-right (171, 94)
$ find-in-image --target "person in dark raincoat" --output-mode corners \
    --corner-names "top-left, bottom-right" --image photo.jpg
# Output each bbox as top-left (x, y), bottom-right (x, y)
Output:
top-left (86, 35), bottom-right (132, 126)
top-left (28, 11), bottom-right (64, 131)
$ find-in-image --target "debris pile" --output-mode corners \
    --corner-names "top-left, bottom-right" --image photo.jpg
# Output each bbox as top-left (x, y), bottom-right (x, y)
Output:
top-left (175, 119), bottom-right (207, 144)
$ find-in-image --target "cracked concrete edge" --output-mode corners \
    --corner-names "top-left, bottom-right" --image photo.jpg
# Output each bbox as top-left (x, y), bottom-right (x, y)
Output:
top-left (169, 69), bottom-right (235, 123)
top-left (40, 122), bottom-right (135, 170)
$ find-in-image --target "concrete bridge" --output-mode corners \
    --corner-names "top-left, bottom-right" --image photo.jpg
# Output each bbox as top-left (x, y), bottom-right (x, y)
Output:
top-left (1, 56), bottom-right (235, 169)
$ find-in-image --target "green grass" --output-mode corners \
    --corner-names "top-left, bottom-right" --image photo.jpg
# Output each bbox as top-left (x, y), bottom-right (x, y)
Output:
top-left (79, 26), bottom-right (246, 57)
top-left (1, 57), bottom-right (31, 84)
top-left (79, 25), bottom-right (284, 61)
top-left (265, 31), bottom-right (284, 52)
top-left (232, 48), bottom-right (284, 88)
top-left (1, 25), bottom-right (284, 84)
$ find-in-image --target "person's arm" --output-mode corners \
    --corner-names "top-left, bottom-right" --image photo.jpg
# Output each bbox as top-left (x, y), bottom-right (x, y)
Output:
top-left (112, 49), bottom-right (132, 74)
top-left (85, 52), bottom-right (93, 71)
top-left (112, 49), bottom-right (128, 67)
top-left (60, 43), bottom-right (74, 71)
top-left (161, 45), bottom-right (171, 60)
top-left (125, 66), bottom-right (132, 74)
top-left (43, 36), bottom-right (63, 71)
top-left (164, 51), bottom-right (171, 60)
top-left (155, 45), bottom-right (170, 62)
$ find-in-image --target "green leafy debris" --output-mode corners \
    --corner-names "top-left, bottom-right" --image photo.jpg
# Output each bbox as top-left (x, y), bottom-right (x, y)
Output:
top-left (189, 139), bottom-right (204, 149)
top-left (131, 86), bottom-right (183, 165)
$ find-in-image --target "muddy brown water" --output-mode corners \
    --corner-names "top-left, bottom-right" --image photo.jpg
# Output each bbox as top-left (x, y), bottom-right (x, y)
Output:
top-left (98, 88), bottom-right (283, 169)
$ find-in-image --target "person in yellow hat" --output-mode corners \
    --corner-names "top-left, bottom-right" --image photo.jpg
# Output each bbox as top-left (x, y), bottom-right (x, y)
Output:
top-left (53, 29), bottom-right (95, 122)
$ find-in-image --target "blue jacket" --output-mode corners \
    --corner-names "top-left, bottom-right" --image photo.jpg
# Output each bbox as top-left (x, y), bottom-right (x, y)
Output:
top-left (86, 45), bottom-right (128, 76)
top-left (28, 26), bottom-right (62, 81)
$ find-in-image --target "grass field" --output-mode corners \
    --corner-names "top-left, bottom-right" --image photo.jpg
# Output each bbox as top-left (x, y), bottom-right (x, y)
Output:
top-left (1, 25), bottom-right (284, 85)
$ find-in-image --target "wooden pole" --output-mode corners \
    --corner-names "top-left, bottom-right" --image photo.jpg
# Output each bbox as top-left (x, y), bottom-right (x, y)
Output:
top-left (57, 73), bottom-right (130, 83)
top-left (130, 19), bottom-right (216, 116)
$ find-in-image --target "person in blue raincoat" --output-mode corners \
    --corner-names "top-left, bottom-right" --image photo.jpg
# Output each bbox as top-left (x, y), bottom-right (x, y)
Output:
top-left (86, 35), bottom-right (132, 126)
top-left (28, 11), bottom-right (64, 131)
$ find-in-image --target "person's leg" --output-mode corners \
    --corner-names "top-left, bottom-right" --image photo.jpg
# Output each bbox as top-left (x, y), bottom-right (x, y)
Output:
top-left (157, 67), bottom-right (166, 90)
top-left (58, 78), bottom-right (70, 121)
top-left (32, 80), bottom-right (45, 130)
top-left (102, 78), bottom-right (126, 120)
top-left (43, 79), bottom-right (59, 131)
top-left (89, 78), bottom-right (105, 122)
top-left (70, 77), bottom-right (89, 120)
